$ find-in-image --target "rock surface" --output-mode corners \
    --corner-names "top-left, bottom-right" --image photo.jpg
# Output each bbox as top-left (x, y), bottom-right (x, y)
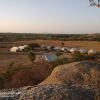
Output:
top-left (0, 61), bottom-right (100, 100)
top-left (19, 84), bottom-right (97, 100)
top-left (40, 61), bottom-right (100, 86)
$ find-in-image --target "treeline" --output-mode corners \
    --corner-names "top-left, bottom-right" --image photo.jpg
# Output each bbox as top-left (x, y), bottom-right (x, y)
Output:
top-left (0, 33), bottom-right (100, 42)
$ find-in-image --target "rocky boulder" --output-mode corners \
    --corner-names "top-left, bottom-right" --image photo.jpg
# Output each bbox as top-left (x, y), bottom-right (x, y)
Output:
top-left (19, 84), bottom-right (98, 100)
top-left (40, 61), bottom-right (100, 87)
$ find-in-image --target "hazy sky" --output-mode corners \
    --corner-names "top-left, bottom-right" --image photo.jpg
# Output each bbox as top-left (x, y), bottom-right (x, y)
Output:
top-left (0, 0), bottom-right (100, 33)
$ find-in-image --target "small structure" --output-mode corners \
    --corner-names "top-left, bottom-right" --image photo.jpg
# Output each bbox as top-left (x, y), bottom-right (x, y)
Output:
top-left (88, 49), bottom-right (97, 56)
top-left (10, 47), bottom-right (19, 52)
top-left (79, 49), bottom-right (87, 54)
top-left (61, 47), bottom-right (66, 51)
top-left (10, 45), bottom-right (29, 52)
top-left (18, 46), bottom-right (25, 51)
top-left (23, 45), bottom-right (28, 48)
top-left (69, 48), bottom-right (79, 53)
top-left (54, 46), bottom-right (61, 52)
top-left (61, 47), bottom-right (70, 52)
top-left (46, 46), bottom-right (53, 51)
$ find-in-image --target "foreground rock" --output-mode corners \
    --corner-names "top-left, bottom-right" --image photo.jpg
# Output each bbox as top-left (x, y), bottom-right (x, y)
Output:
top-left (0, 85), bottom-right (99, 100)
top-left (19, 84), bottom-right (99, 100)
top-left (0, 61), bottom-right (100, 100)
top-left (40, 61), bottom-right (100, 86)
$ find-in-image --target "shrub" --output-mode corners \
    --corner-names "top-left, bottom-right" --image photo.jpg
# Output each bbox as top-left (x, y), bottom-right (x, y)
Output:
top-left (28, 43), bottom-right (40, 50)
top-left (51, 58), bottom-right (70, 67)
top-left (73, 53), bottom-right (94, 61)
top-left (8, 68), bottom-right (36, 88)
top-left (0, 61), bottom-right (54, 89)
top-left (27, 51), bottom-right (36, 63)
top-left (56, 52), bottom-right (63, 56)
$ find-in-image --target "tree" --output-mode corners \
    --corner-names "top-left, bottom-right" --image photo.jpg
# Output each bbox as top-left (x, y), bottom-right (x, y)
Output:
top-left (89, 0), bottom-right (100, 7)
top-left (28, 51), bottom-right (35, 63)
top-left (28, 43), bottom-right (40, 50)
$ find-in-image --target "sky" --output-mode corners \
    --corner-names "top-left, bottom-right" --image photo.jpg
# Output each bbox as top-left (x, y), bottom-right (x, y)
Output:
top-left (0, 0), bottom-right (100, 34)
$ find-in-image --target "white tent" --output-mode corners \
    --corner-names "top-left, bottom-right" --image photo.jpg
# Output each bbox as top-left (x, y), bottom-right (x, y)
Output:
top-left (18, 46), bottom-right (25, 51)
top-left (61, 47), bottom-right (66, 51)
top-left (54, 46), bottom-right (61, 52)
top-left (23, 45), bottom-right (28, 48)
top-left (79, 49), bottom-right (87, 54)
top-left (88, 49), bottom-right (97, 55)
top-left (10, 47), bottom-right (19, 52)
top-left (61, 47), bottom-right (70, 52)
top-left (69, 48), bottom-right (78, 53)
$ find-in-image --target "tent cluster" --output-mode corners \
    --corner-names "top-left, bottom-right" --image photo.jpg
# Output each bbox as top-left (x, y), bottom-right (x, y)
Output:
top-left (70, 48), bottom-right (97, 56)
top-left (10, 45), bottom-right (28, 52)
top-left (41, 45), bottom-right (97, 55)
top-left (10, 44), bottom-right (97, 56)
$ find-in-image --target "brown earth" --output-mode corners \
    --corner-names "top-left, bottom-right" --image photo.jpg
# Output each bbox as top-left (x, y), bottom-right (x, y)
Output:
top-left (40, 61), bottom-right (100, 87)
top-left (0, 40), bottom-right (100, 68)
top-left (16, 40), bottom-right (100, 51)
top-left (0, 61), bottom-right (100, 100)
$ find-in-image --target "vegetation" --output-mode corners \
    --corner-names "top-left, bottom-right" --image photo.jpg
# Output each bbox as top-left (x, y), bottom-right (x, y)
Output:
top-left (56, 52), bottom-right (63, 56)
top-left (73, 53), bottom-right (95, 61)
top-left (0, 33), bottom-right (100, 90)
top-left (28, 43), bottom-right (40, 50)
top-left (0, 62), bottom-right (54, 89)
top-left (27, 51), bottom-right (36, 63)
top-left (0, 33), bottom-right (100, 42)
top-left (51, 58), bottom-right (70, 67)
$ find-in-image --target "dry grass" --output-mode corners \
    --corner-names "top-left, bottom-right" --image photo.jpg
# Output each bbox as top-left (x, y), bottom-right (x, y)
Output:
top-left (15, 40), bottom-right (100, 51)
top-left (0, 40), bottom-right (100, 68)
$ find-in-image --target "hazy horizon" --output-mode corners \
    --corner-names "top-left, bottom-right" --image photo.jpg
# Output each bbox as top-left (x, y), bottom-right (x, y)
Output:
top-left (0, 0), bottom-right (100, 34)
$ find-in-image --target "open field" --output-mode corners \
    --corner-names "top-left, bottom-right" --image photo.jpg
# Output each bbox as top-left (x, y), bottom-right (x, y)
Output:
top-left (0, 40), bottom-right (100, 68)
top-left (0, 39), bottom-right (100, 89)
top-left (13, 40), bottom-right (100, 51)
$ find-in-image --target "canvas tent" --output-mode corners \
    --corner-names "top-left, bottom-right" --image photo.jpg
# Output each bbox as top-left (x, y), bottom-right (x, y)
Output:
top-left (10, 47), bottom-right (19, 52)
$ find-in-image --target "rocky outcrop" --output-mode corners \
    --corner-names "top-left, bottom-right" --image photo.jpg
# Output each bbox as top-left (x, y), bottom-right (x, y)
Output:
top-left (40, 61), bottom-right (100, 86)
top-left (19, 84), bottom-right (97, 100)
top-left (0, 85), bottom-right (99, 100)
top-left (0, 61), bottom-right (100, 100)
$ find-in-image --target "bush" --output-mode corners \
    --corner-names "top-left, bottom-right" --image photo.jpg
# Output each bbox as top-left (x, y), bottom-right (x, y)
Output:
top-left (8, 68), bottom-right (36, 88)
top-left (0, 61), bottom-right (56, 89)
top-left (73, 53), bottom-right (95, 61)
top-left (28, 43), bottom-right (40, 50)
top-left (51, 58), bottom-right (70, 67)
top-left (27, 51), bottom-right (36, 63)
top-left (56, 52), bottom-right (63, 56)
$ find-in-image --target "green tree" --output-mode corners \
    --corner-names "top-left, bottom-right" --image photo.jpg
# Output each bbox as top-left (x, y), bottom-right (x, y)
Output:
top-left (28, 43), bottom-right (40, 50)
top-left (28, 51), bottom-right (35, 63)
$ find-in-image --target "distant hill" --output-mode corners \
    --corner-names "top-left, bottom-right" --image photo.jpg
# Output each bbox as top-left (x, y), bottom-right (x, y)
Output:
top-left (0, 33), bottom-right (100, 42)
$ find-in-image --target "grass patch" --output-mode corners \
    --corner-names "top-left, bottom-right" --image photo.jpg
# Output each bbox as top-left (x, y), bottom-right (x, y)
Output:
top-left (73, 53), bottom-right (95, 61)
top-left (51, 58), bottom-right (70, 67)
